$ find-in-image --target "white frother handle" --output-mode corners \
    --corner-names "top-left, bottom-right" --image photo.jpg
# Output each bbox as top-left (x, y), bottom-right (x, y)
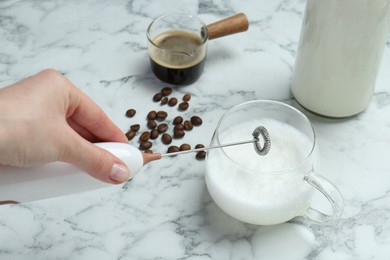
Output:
top-left (0, 142), bottom-right (143, 204)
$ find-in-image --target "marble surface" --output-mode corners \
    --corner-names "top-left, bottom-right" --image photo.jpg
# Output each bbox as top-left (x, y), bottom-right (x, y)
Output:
top-left (1, 0), bottom-right (390, 259)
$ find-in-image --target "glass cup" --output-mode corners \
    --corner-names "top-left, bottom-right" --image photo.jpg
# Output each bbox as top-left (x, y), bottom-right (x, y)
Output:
top-left (147, 13), bottom-right (208, 85)
top-left (205, 100), bottom-right (344, 226)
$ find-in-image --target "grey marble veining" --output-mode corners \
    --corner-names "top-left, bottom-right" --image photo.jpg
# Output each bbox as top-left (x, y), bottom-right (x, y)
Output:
top-left (1, 0), bottom-right (390, 259)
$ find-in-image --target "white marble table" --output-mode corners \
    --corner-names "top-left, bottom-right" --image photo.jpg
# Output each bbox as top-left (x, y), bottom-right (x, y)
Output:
top-left (1, 0), bottom-right (390, 259)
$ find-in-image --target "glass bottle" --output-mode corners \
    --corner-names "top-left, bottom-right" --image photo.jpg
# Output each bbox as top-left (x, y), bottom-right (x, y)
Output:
top-left (291, 0), bottom-right (390, 117)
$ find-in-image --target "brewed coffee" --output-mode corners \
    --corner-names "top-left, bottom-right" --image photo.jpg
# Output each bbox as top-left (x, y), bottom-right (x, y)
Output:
top-left (149, 30), bottom-right (206, 85)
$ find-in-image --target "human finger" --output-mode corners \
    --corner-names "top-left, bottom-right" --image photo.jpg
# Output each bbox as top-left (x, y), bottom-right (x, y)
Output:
top-left (67, 117), bottom-right (99, 143)
top-left (65, 83), bottom-right (127, 144)
top-left (60, 127), bottom-right (131, 184)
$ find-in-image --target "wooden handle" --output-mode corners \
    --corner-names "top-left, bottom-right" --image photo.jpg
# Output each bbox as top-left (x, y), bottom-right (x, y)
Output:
top-left (207, 13), bottom-right (249, 40)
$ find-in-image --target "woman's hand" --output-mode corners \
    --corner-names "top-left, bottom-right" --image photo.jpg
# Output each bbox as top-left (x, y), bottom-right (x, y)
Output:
top-left (0, 69), bottom-right (131, 184)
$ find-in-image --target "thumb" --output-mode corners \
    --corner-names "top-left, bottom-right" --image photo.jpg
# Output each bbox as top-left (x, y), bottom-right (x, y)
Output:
top-left (61, 133), bottom-right (131, 184)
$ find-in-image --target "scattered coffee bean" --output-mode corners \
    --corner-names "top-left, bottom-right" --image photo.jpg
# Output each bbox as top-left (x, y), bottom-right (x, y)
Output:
top-left (157, 123), bottom-right (168, 133)
top-left (180, 143), bottom-right (191, 151)
top-left (126, 109), bottom-right (136, 118)
top-left (183, 120), bottom-right (193, 131)
top-left (191, 116), bottom-right (203, 126)
top-left (161, 97), bottom-right (168, 105)
top-left (130, 124), bottom-right (140, 132)
top-left (161, 133), bottom-right (172, 144)
top-left (161, 87), bottom-right (172, 96)
top-left (167, 145), bottom-right (180, 153)
top-left (124, 86), bottom-right (204, 158)
top-left (173, 116), bottom-right (183, 125)
top-left (139, 131), bottom-right (150, 142)
top-left (178, 101), bottom-right (189, 111)
top-left (147, 120), bottom-right (157, 129)
top-left (147, 111), bottom-right (157, 120)
top-left (139, 141), bottom-right (152, 150)
top-left (196, 151), bottom-right (206, 160)
top-left (183, 94), bottom-right (191, 102)
top-left (195, 144), bottom-right (205, 149)
top-left (153, 92), bottom-right (163, 102)
top-left (168, 97), bottom-right (178, 107)
top-left (156, 111), bottom-right (168, 120)
top-left (150, 129), bottom-right (159, 139)
top-left (174, 129), bottom-right (185, 139)
top-left (125, 130), bottom-right (136, 140)
top-left (195, 144), bottom-right (206, 160)
top-left (174, 124), bottom-right (184, 131)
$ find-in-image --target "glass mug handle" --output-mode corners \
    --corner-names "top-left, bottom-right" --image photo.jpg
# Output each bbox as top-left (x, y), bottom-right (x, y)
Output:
top-left (302, 174), bottom-right (344, 225)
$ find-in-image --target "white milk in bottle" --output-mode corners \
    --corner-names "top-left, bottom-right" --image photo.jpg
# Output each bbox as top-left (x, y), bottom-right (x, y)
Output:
top-left (291, 0), bottom-right (390, 117)
top-left (205, 119), bottom-right (316, 225)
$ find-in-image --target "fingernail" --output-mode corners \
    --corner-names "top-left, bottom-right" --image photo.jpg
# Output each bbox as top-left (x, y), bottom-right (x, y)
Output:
top-left (108, 163), bottom-right (131, 183)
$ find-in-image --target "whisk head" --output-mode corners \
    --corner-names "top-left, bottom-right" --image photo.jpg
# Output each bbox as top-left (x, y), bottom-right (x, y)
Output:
top-left (252, 126), bottom-right (271, 156)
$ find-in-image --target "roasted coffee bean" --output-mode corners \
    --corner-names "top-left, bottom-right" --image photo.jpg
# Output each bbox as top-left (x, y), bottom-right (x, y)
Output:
top-left (191, 116), bottom-right (203, 126)
top-left (147, 110), bottom-right (157, 120)
top-left (139, 141), bottom-right (152, 150)
top-left (147, 119), bottom-right (157, 129)
top-left (161, 133), bottom-right (172, 144)
top-left (161, 87), bottom-right (172, 96)
top-left (144, 150), bottom-right (153, 154)
top-left (125, 109), bottom-right (136, 118)
top-left (157, 123), bottom-right (168, 133)
top-left (156, 111), bottom-right (168, 120)
top-left (179, 143), bottom-right (191, 151)
top-left (150, 129), bottom-right (159, 139)
top-left (178, 101), bottom-right (189, 111)
top-left (173, 129), bottom-right (185, 139)
top-left (139, 131), bottom-right (150, 142)
top-left (130, 124), bottom-right (140, 132)
top-left (168, 97), bottom-right (178, 107)
top-left (173, 116), bottom-right (183, 125)
top-left (195, 144), bottom-right (205, 149)
top-left (153, 92), bottom-right (163, 102)
top-left (196, 151), bottom-right (206, 160)
top-left (183, 120), bottom-right (193, 131)
top-left (167, 145), bottom-right (180, 153)
top-left (161, 97), bottom-right (168, 105)
top-left (125, 130), bottom-right (136, 140)
top-left (174, 124), bottom-right (184, 131)
top-left (183, 94), bottom-right (191, 102)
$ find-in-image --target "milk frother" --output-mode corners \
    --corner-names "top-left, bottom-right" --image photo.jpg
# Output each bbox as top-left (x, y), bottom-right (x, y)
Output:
top-left (0, 127), bottom-right (270, 204)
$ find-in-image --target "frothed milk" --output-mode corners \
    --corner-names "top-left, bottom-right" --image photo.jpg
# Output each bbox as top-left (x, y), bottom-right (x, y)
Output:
top-left (206, 118), bottom-right (316, 225)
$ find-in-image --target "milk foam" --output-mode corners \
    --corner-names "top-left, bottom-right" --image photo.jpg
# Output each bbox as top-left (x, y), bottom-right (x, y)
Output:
top-left (220, 119), bottom-right (312, 172)
top-left (206, 118), bottom-right (315, 224)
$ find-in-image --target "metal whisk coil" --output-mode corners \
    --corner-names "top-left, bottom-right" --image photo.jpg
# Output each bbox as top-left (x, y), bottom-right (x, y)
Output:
top-left (252, 126), bottom-right (271, 156)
